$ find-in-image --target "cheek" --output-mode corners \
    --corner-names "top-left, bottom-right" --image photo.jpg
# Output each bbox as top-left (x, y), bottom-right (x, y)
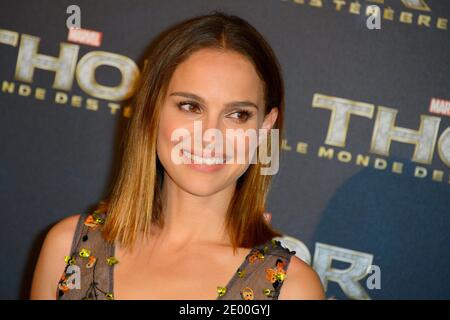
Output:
top-left (226, 130), bottom-right (260, 163)
top-left (159, 123), bottom-right (174, 146)
top-left (157, 113), bottom-right (179, 162)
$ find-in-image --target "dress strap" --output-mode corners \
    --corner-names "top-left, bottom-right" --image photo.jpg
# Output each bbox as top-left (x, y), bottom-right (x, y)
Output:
top-left (217, 238), bottom-right (297, 300)
top-left (57, 211), bottom-right (115, 300)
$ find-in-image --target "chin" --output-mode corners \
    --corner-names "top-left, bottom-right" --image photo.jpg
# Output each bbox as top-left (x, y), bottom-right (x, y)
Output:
top-left (169, 166), bottom-right (236, 196)
top-left (177, 178), bottom-right (228, 197)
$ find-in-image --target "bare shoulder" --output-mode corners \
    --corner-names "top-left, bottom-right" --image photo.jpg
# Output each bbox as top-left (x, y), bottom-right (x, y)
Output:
top-left (46, 214), bottom-right (81, 247)
top-left (278, 255), bottom-right (326, 300)
top-left (30, 213), bottom-right (82, 300)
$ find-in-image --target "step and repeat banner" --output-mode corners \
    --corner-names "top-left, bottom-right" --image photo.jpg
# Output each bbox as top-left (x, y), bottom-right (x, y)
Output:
top-left (1, 0), bottom-right (449, 299)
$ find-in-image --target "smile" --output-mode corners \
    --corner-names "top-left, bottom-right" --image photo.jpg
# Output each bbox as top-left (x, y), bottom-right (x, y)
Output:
top-left (182, 149), bottom-right (227, 165)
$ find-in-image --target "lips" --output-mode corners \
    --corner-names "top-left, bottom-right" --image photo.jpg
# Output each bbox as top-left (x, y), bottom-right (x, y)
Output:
top-left (182, 149), bottom-right (230, 165)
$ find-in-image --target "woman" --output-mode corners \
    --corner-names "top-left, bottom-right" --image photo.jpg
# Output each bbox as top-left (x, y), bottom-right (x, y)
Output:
top-left (30, 11), bottom-right (325, 300)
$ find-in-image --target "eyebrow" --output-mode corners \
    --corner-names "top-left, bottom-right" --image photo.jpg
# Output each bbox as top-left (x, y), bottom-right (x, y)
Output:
top-left (169, 91), bottom-right (259, 109)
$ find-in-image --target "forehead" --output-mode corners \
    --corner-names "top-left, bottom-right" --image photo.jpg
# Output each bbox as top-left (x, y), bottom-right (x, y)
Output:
top-left (167, 48), bottom-right (265, 105)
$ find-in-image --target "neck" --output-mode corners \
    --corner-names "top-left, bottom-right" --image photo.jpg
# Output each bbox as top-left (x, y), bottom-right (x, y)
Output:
top-left (152, 172), bottom-right (236, 249)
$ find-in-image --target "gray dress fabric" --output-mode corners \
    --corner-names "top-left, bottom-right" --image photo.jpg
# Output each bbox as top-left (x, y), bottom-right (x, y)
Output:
top-left (57, 211), bottom-right (296, 300)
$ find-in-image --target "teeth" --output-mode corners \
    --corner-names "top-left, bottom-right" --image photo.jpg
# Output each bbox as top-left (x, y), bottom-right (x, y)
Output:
top-left (183, 150), bottom-right (224, 165)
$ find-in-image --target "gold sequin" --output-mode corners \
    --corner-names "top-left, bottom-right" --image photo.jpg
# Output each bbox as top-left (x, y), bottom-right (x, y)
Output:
top-left (92, 212), bottom-right (105, 225)
top-left (276, 273), bottom-right (286, 281)
top-left (237, 268), bottom-right (246, 278)
top-left (79, 248), bottom-right (91, 258)
top-left (106, 256), bottom-right (119, 266)
top-left (263, 288), bottom-right (272, 296)
top-left (217, 286), bottom-right (227, 297)
top-left (106, 293), bottom-right (114, 300)
top-left (64, 255), bottom-right (76, 265)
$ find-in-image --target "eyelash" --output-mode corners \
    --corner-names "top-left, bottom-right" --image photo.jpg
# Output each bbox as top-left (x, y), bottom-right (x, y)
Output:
top-left (176, 101), bottom-right (255, 122)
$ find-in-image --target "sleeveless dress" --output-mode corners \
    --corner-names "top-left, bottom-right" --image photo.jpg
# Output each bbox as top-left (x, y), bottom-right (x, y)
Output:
top-left (56, 211), bottom-right (297, 300)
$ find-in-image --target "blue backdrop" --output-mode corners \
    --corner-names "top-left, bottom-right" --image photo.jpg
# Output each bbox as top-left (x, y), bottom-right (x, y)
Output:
top-left (0, 0), bottom-right (449, 299)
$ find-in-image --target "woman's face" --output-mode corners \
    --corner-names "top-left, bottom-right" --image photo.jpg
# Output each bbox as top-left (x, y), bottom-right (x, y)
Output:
top-left (157, 48), bottom-right (278, 196)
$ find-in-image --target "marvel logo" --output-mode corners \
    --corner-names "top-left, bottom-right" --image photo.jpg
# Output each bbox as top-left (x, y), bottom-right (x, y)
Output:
top-left (67, 27), bottom-right (102, 47)
top-left (429, 98), bottom-right (450, 117)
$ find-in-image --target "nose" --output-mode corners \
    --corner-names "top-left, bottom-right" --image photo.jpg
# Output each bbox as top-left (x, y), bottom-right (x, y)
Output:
top-left (193, 113), bottom-right (225, 153)
top-left (202, 110), bottom-right (224, 132)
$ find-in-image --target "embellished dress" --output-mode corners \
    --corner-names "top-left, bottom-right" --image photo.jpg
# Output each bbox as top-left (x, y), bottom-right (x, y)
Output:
top-left (57, 211), bottom-right (297, 300)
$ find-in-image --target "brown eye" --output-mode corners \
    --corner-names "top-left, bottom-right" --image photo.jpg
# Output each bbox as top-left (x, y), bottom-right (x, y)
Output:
top-left (228, 110), bottom-right (253, 122)
top-left (177, 101), bottom-right (201, 113)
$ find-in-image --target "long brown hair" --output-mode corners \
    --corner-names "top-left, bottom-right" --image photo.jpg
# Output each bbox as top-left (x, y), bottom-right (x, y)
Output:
top-left (96, 10), bottom-right (286, 253)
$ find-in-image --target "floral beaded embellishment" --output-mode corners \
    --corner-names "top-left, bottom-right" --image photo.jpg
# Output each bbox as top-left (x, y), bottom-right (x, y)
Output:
top-left (86, 255), bottom-right (97, 269)
top-left (265, 258), bottom-right (288, 291)
top-left (241, 287), bottom-right (255, 300)
top-left (84, 212), bottom-right (106, 230)
top-left (247, 250), bottom-right (265, 264)
top-left (57, 211), bottom-right (117, 300)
